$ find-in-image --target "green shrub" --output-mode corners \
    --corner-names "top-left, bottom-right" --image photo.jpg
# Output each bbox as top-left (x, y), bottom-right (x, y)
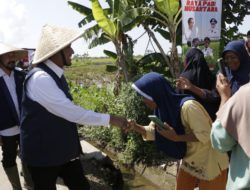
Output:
top-left (106, 65), bottom-right (118, 72)
top-left (116, 83), bottom-right (168, 165)
top-left (71, 82), bottom-right (171, 166)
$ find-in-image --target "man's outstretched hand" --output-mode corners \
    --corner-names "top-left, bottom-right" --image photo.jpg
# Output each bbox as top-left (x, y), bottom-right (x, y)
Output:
top-left (109, 115), bottom-right (129, 130)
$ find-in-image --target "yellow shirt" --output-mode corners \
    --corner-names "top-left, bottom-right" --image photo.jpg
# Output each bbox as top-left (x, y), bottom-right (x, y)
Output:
top-left (143, 100), bottom-right (229, 180)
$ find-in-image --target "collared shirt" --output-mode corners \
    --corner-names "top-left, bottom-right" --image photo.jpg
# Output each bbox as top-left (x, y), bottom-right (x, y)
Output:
top-left (202, 47), bottom-right (214, 57)
top-left (183, 27), bottom-right (199, 43)
top-left (26, 60), bottom-right (110, 126)
top-left (207, 28), bottom-right (220, 40)
top-left (0, 68), bottom-right (20, 136)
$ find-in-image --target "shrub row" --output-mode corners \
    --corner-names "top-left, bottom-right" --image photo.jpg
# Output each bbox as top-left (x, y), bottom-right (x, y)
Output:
top-left (70, 82), bottom-right (171, 166)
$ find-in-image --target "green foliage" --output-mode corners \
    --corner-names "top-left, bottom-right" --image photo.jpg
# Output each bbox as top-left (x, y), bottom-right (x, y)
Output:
top-left (122, 133), bottom-right (143, 164)
top-left (118, 85), bottom-right (168, 165)
top-left (118, 83), bottom-right (150, 125)
top-left (221, 0), bottom-right (250, 48)
top-left (79, 127), bottom-right (112, 146)
top-left (106, 65), bottom-right (118, 72)
top-left (119, 7), bottom-right (150, 27)
top-left (71, 85), bottom-right (109, 111)
top-left (68, 1), bottom-right (95, 28)
top-left (136, 52), bottom-right (172, 77)
top-left (88, 33), bottom-right (111, 49)
top-left (155, 0), bottom-right (179, 22)
top-left (92, 0), bottom-right (117, 40)
top-left (65, 58), bottom-right (115, 85)
top-left (122, 133), bottom-right (166, 165)
top-left (68, 1), bottom-right (92, 16)
top-left (72, 84), bottom-right (125, 149)
top-left (108, 127), bottom-right (126, 151)
top-left (104, 50), bottom-right (117, 60)
top-left (70, 80), bottom-right (169, 165)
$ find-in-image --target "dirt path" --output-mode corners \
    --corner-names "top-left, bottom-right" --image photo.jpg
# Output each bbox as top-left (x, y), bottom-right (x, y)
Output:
top-left (0, 140), bottom-right (112, 190)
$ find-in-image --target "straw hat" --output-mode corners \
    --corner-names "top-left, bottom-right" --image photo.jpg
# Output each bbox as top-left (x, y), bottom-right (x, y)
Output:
top-left (0, 42), bottom-right (26, 60)
top-left (32, 24), bottom-right (83, 64)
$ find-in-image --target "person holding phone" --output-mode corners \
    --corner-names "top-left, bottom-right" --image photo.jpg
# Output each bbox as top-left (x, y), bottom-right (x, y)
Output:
top-left (211, 74), bottom-right (250, 190)
top-left (176, 47), bottom-right (219, 121)
top-left (177, 40), bottom-right (250, 120)
top-left (148, 115), bottom-right (165, 130)
top-left (217, 58), bottom-right (227, 77)
top-left (220, 40), bottom-right (250, 96)
top-left (128, 72), bottom-right (228, 190)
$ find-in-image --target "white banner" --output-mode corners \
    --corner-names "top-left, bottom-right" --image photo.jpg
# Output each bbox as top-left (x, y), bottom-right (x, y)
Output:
top-left (181, 0), bottom-right (222, 44)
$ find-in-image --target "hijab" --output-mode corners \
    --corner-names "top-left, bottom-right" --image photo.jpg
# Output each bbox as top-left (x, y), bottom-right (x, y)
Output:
top-left (180, 48), bottom-right (219, 120)
top-left (222, 40), bottom-right (250, 94)
top-left (132, 72), bottom-right (194, 159)
top-left (217, 82), bottom-right (250, 158)
top-left (182, 48), bottom-right (214, 89)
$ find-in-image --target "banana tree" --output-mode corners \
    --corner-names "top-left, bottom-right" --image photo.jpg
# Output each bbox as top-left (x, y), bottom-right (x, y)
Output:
top-left (154, 0), bottom-right (181, 77)
top-left (120, 0), bottom-right (181, 77)
top-left (91, 0), bottom-right (131, 95)
top-left (68, 0), bottom-right (143, 94)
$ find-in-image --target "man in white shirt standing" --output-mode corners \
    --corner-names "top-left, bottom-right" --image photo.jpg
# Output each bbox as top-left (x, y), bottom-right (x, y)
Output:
top-left (207, 18), bottom-right (220, 41)
top-left (20, 24), bottom-right (128, 190)
top-left (183, 17), bottom-right (198, 45)
top-left (0, 43), bottom-right (31, 190)
top-left (202, 37), bottom-right (214, 57)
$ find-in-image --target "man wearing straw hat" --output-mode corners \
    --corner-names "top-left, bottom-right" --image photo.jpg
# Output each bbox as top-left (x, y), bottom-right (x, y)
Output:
top-left (0, 42), bottom-right (32, 190)
top-left (20, 24), bottom-right (128, 190)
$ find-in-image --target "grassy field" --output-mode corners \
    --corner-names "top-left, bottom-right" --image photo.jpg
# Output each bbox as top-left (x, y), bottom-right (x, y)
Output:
top-left (65, 57), bottom-right (116, 86)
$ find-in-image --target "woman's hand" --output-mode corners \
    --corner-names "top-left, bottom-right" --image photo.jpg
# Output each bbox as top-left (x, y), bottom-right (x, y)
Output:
top-left (125, 119), bottom-right (136, 133)
top-left (156, 123), bottom-right (180, 142)
top-left (216, 73), bottom-right (231, 105)
top-left (126, 119), bottom-right (147, 136)
top-left (109, 115), bottom-right (129, 130)
top-left (176, 77), bottom-right (192, 90)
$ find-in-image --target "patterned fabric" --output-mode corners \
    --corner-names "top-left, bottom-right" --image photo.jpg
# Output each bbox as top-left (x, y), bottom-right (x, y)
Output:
top-left (180, 100), bottom-right (228, 180)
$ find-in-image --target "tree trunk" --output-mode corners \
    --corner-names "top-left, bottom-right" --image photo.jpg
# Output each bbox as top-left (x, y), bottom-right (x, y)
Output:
top-left (169, 24), bottom-right (180, 78)
top-left (144, 25), bottom-right (175, 78)
top-left (113, 40), bottom-right (128, 95)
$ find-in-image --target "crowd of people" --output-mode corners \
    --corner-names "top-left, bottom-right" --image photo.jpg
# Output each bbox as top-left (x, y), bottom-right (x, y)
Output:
top-left (1, 23), bottom-right (250, 190)
top-left (0, 25), bottom-right (128, 190)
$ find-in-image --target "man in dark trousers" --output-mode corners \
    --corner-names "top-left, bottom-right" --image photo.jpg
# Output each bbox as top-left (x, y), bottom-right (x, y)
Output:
top-left (20, 24), bottom-right (128, 190)
top-left (0, 43), bottom-right (30, 190)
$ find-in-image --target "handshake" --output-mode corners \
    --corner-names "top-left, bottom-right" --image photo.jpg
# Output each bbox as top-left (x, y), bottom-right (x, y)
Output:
top-left (109, 115), bottom-right (136, 132)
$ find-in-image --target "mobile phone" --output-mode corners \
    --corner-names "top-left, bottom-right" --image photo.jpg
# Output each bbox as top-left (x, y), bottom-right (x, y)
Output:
top-left (148, 115), bottom-right (165, 130)
top-left (217, 58), bottom-right (227, 77)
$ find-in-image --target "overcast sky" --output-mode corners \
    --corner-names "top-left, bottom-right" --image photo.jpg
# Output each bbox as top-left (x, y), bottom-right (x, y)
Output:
top-left (0, 0), bottom-right (249, 57)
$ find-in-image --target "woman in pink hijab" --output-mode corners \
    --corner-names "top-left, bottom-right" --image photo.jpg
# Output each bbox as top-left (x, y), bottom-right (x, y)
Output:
top-left (211, 73), bottom-right (250, 190)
